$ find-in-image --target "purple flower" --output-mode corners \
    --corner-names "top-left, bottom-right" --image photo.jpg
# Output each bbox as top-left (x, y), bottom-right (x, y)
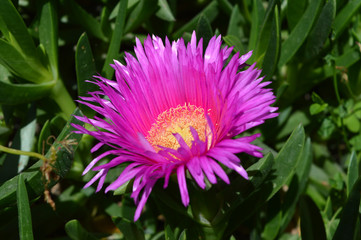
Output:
top-left (72, 32), bottom-right (278, 221)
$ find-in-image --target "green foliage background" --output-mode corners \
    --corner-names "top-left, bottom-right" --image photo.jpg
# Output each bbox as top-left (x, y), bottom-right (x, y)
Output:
top-left (0, 0), bottom-right (361, 239)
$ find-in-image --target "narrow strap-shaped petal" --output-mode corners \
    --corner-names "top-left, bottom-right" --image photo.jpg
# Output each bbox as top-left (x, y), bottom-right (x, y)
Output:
top-left (177, 165), bottom-right (189, 206)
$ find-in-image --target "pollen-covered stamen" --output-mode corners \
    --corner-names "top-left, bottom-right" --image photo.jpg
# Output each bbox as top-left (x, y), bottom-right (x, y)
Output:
top-left (146, 104), bottom-right (211, 151)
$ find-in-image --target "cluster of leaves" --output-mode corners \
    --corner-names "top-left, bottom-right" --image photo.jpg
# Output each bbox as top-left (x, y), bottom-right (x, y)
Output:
top-left (0, 0), bottom-right (360, 239)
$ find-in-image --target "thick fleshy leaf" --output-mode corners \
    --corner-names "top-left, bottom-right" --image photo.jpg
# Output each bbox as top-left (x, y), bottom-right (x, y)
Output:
top-left (251, 0), bottom-right (277, 63)
top-left (113, 217), bottom-right (145, 240)
top-left (0, 105), bottom-right (36, 181)
top-left (347, 151), bottom-right (358, 196)
top-left (165, 225), bottom-right (176, 240)
top-left (0, 0), bottom-right (38, 58)
top-left (267, 125), bottom-right (305, 199)
top-left (278, 0), bottom-right (323, 66)
top-left (226, 5), bottom-right (244, 38)
top-left (0, 39), bottom-right (51, 83)
top-left (333, 0), bottom-right (361, 39)
top-left (0, 108), bottom-right (84, 209)
top-left (124, 0), bottom-right (158, 33)
top-left (75, 33), bottom-right (97, 116)
top-left (223, 35), bottom-right (245, 54)
top-left (0, 81), bottom-right (54, 105)
top-left (248, 0), bottom-right (265, 51)
top-left (300, 196), bottom-right (327, 240)
top-left (17, 174), bottom-right (34, 240)
top-left (63, 0), bottom-right (107, 41)
top-left (261, 5), bottom-right (280, 80)
top-left (332, 177), bottom-right (361, 240)
top-left (261, 194), bottom-right (282, 240)
top-left (112, 197), bottom-right (145, 240)
top-left (39, 0), bottom-right (58, 77)
top-left (286, 0), bottom-right (307, 31)
top-left (65, 219), bottom-right (98, 240)
top-left (156, 0), bottom-right (175, 22)
top-left (102, 0), bottom-right (128, 79)
top-left (173, 1), bottom-right (219, 38)
top-left (304, 0), bottom-right (335, 60)
top-left (222, 125), bottom-right (305, 237)
top-left (17, 106), bottom-right (37, 173)
top-left (37, 120), bottom-right (51, 155)
top-left (196, 14), bottom-right (213, 46)
top-left (280, 138), bottom-right (312, 232)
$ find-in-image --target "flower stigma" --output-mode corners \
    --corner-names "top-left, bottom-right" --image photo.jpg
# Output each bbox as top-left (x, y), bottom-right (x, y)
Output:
top-left (146, 103), bottom-right (212, 151)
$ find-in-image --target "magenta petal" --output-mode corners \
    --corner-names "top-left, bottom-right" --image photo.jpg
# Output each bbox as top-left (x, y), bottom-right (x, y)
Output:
top-left (133, 180), bottom-right (156, 221)
top-left (200, 156), bottom-right (217, 184)
top-left (177, 165), bottom-right (189, 206)
top-left (187, 157), bottom-right (206, 189)
top-left (73, 32), bottom-right (278, 221)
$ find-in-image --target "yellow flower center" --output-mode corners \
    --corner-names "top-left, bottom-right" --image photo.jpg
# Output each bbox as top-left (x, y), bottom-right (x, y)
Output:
top-left (146, 104), bottom-right (211, 151)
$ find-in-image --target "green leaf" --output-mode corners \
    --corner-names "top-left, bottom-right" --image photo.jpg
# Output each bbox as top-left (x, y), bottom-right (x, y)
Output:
top-left (173, 1), bottom-right (219, 38)
top-left (219, 154), bottom-right (275, 236)
top-left (113, 179), bottom-right (133, 195)
top-left (300, 196), bottom-right (327, 240)
top-left (309, 103), bottom-right (328, 115)
top-left (248, 0), bottom-right (265, 51)
top-left (261, 195), bottom-right (282, 240)
top-left (0, 0), bottom-right (38, 59)
top-left (64, 0), bottom-right (107, 41)
top-left (335, 48), bottom-right (361, 67)
top-left (332, 177), bottom-right (361, 240)
top-left (226, 5), bottom-right (245, 38)
top-left (0, 108), bottom-right (84, 209)
top-left (165, 225), bottom-right (176, 240)
top-left (333, 0), bottom-right (361, 39)
top-left (178, 230), bottom-right (187, 240)
top-left (280, 138), bottom-right (312, 232)
top-left (278, 0), bottom-right (323, 67)
top-left (39, 0), bottom-right (58, 77)
top-left (0, 105), bottom-right (37, 181)
top-left (247, 153), bottom-right (275, 188)
top-left (286, 0), bottom-right (307, 31)
top-left (311, 92), bottom-right (325, 104)
top-left (75, 33), bottom-right (97, 116)
top-left (102, 0), bottom-right (128, 79)
top-left (0, 81), bottom-right (54, 105)
top-left (277, 111), bottom-right (310, 140)
top-left (252, 0), bottom-right (277, 63)
top-left (0, 39), bottom-right (51, 83)
top-left (37, 120), bottom-right (51, 155)
top-left (124, 0), bottom-right (158, 33)
top-left (109, 0), bottom-right (139, 20)
top-left (268, 125), bottom-right (306, 199)
top-left (195, 14), bottom-right (213, 46)
top-left (344, 114), bottom-right (360, 133)
top-left (65, 219), bottom-right (98, 240)
top-left (305, 0), bottom-right (335, 60)
top-left (17, 106), bottom-right (37, 173)
top-left (350, 134), bottom-right (361, 151)
top-left (346, 151), bottom-right (358, 196)
top-left (261, 5), bottom-right (281, 80)
top-left (113, 217), bottom-right (145, 240)
top-left (17, 174), bottom-right (34, 240)
top-left (222, 126), bottom-right (305, 237)
top-left (156, 0), bottom-right (175, 22)
top-left (318, 118), bottom-right (335, 139)
top-left (223, 35), bottom-right (245, 54)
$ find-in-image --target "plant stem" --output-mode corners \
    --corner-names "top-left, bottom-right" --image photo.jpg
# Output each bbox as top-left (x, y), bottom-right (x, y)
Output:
top-left (0, 145), bottom-right (48, 162)
top-left (50, 79), bottom-right (76, 119)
